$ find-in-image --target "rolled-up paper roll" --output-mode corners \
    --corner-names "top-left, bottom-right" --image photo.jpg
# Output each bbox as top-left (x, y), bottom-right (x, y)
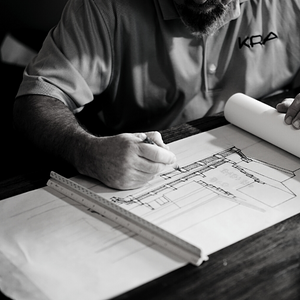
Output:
top-left (224, 93), bottom-right (300, 158)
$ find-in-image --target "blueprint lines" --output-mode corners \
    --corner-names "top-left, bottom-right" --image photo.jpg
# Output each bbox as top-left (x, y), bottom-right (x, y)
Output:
top-left (111, 146), bottom-right (297, 220)
top-left (82, 124), bottom-right (300, 254)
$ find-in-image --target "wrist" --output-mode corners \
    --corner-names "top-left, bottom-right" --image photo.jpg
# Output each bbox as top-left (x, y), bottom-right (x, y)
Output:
top-left (70, 132), bottom-right (102, 178)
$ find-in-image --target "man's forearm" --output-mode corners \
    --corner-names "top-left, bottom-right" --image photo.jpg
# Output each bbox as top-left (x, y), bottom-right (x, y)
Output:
top-left (13, 95), bottom-right (177, 190)
top-left (13, 95), bottom-right (93, 168)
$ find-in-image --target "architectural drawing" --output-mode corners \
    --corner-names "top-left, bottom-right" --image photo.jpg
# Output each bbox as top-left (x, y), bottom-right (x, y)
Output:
top-left (111, 146), bottom-right (298, 225)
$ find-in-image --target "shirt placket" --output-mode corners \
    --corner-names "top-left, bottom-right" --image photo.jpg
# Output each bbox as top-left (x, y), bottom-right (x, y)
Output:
top-left (201, 32), bottom-right (226, 115)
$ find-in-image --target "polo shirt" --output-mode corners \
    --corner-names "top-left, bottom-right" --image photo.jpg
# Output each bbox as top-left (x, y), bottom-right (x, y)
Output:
top-left (17, 0), bottom-right (300, 134)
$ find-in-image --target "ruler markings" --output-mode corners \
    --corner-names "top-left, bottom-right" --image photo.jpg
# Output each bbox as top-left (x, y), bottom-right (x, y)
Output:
top-left (47, 171), bottom-right (206, 266)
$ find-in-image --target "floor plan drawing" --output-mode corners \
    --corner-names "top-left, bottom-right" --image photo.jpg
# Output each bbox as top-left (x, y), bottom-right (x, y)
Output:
top-left (82, 124), bottom-right (300, 254)
top-left (110, 145), bottom-right (298, 225)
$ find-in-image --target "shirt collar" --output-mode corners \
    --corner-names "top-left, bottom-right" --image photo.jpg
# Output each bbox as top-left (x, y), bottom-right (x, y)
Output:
top-left (157, 0), bottom-right (178, 20)
top-left (157, 0), bottom-right (249, 23)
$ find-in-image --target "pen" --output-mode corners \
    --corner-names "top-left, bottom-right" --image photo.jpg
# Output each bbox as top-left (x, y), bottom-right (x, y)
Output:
top-left (143, 136), bottom-right (183, 172)
top-left (143, 136), bottom-right (157, 145)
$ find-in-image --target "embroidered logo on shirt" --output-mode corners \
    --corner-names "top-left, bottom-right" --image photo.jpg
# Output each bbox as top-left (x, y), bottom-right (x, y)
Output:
top-left (238, 32), bottom-right (278, 49)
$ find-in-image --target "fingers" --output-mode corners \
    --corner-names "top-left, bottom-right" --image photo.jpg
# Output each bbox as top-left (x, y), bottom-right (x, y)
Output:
top-left (134, 131), bottom-right (176, 165)
top-left (136, 131), bottom-right (170, 149)
top-left (135, 156), bottom-right (170, 175)
top-left (109, 132), bottom-right (176, 188)
top-left (277, 95), bottom-right (300, 129)
top-left (276, 98), bottom-right (293, 113)
top-left (145, 131), bottom-right (170, 150)
top-left (139, 144), bottom-right (176, 164)
top-left (138, 140), bottom-right (177, 165)
top-left (82, 133), bottom-right (177, 190)
top-left (110, 169), bottom-right (156, 190)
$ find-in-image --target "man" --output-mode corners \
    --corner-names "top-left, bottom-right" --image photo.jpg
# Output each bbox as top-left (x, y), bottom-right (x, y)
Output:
top-left (14, 0), bottom-right (300, 190)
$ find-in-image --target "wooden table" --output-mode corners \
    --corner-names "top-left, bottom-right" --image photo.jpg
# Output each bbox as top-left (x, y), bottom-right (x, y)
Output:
top-left (1, 90), bottom-right (300, 300)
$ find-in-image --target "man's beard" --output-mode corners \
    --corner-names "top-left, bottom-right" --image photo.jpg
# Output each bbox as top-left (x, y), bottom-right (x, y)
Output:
top-left (174, 0), bottom-right (230, 37)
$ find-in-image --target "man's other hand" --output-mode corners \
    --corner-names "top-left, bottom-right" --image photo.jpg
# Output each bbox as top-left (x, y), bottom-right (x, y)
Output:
top-left (276, 93), bottom-right (300, 129)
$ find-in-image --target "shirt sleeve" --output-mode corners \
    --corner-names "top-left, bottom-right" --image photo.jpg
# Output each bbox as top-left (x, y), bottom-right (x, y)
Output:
top-left (16, 0), bottom-right (113, 112)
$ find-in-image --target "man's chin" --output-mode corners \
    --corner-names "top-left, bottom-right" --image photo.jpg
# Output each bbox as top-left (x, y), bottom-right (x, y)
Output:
top-left (183, 21), bottom-right (220, 37)
top-left (176, 4), bottom-right (230, 37)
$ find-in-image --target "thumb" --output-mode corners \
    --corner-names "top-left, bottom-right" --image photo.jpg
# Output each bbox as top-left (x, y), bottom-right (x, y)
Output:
top-left (276, 98), bottom-right (294, 113)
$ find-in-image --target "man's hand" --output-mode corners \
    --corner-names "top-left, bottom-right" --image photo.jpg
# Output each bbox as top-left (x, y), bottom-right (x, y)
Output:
top-left (276, 93), bottom-right (300, 129)
top-left (77, 131), bottom-right (177, 190)
top-left (14, 95), bottom-right (176, 190)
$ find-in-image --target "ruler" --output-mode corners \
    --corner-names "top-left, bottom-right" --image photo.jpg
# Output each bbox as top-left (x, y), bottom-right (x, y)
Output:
top-left (47, 171), bottom-right (207, 266)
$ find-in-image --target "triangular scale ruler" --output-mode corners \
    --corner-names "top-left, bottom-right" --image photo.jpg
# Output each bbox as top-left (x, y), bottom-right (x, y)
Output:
top-left (47, 171), bottom-right (207, 266)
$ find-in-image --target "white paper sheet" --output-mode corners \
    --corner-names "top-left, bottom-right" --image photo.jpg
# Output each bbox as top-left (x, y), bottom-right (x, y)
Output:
top-left (2, 94), bottom-right (300, 299)
top-left (224, 93), bottom-right (300, 158)
top-left (0, 188), bottom-right (184, 300)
